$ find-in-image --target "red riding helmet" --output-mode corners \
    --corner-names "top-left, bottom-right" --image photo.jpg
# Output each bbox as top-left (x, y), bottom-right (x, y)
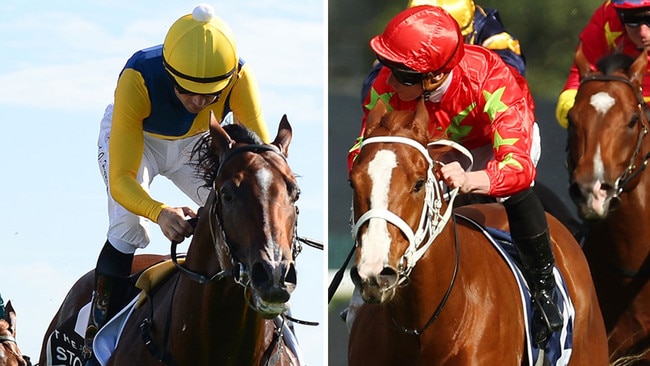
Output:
top-left (612, 0), bottom-right (650, 9)
top-left (370, 5), bottom-right (464, 74)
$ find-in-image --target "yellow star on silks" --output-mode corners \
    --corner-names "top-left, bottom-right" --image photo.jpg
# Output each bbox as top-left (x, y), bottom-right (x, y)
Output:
top-left (483, 87), bottom-right (508, 122)
top-left (364, 88), bottom-right (394, 111)
top-left (604, 21), bottom-right (623, 50)
top-left (493, 130), bottom-right (518, 152)
top-left (497, 153), bottom-right (524, 170)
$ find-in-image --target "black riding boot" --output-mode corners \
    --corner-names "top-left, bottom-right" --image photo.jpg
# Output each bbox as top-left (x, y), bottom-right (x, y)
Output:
top-left (83, 241), bottom-right (134, 365)
top-left (504, 189), bottom-right (563, 347)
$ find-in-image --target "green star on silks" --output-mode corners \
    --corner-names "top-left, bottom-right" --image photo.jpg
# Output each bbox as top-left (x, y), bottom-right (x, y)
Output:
top-left (498, 152), bottom-right (524, 170)
top-left (493, 130), bottom-right (519, 152)
top-left (446, 103), bottom-right (476, 141)
top-left (364, 88), bottom-right (394, 111)
top-left (483, 87), bottom-right (508, 122)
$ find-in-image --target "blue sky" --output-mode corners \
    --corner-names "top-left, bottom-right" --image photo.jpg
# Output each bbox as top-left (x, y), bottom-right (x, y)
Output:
top-left (0, 1), bottom-right (325, 364)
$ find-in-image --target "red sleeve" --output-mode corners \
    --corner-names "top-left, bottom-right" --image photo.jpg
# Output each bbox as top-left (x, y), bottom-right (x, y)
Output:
top-left (476, 56), bottom-right (537, 197)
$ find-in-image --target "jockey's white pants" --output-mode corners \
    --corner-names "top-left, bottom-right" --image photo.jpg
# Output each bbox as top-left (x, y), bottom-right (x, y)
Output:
top-left (97, 104), bottom-right (210, 254)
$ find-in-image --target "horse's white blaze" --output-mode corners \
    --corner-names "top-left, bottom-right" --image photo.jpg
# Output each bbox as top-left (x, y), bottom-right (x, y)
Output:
top-left (358, 150), bottom-right (397, 280)
top-left (257, 167), bottom-right (280, 262)
top-left (590, 91), bottom-right (616, 115)
top-left (590, 145), bottom-right (609, 215)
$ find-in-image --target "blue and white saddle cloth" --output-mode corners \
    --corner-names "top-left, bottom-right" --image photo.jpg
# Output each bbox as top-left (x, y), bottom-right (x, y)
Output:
top-left (456, 213), bottom-right (575, 366)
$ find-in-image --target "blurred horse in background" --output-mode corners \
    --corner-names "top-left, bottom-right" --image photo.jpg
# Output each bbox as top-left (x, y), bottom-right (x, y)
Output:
top-left (567, 48), bottom-right (650, 363)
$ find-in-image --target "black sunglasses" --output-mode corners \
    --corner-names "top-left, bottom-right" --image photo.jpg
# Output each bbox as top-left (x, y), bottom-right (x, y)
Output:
top-left (377, 57), bottom-right (425, 86)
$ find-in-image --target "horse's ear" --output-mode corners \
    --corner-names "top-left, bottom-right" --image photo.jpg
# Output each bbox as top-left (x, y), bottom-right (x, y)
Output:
top-left (208, 111), bottom-right (234, 158)
top-left (272, 114), bottom-right (292, 157)
top-left (575, 46), bottom-right (593, 79)
top-left (5, 301), bottom-right (16, 336)
top-left (365, 99), bottom-right (388, 136)
top-left (629, 50), bottom-right (648, 87)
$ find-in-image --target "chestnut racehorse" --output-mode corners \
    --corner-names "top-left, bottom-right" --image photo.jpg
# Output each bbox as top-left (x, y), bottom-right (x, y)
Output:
top-left (39, 113), bottom-right (304, 365)
top-left (347, 99), bottom-right (609, 365)
top-left (567, 49), bottom-right (650, 363)
top-left (0, 301), bottom-right (30, 366)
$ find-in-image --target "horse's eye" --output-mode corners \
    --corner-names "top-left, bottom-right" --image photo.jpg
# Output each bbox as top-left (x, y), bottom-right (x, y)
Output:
top-left (221, 191), bottom-right (233, 202)
top-left (287, 183), bottom-right (300, 201)
top-left (293, 186), bottom-right (301, 201)
top-left (628, 116), bottom-right (639, 129)
top-left (413, 179), bottom-right (425, 193)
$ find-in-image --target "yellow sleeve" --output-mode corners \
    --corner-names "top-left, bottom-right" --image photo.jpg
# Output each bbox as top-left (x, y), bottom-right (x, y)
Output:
top-left (229, 64), bottom-right (270, 143)
top-left (109, 69), bottom-right (166, 222)
top-left (481, 32), bottom-right (522, 55)
top-left (555, 89), bottom-right (578, 129)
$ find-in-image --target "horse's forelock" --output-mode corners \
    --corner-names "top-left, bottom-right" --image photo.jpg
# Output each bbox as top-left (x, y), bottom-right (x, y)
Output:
top-left (595, 53), bottom-right (635, 76)
top-left (378, 108), bottom-right (428, 143)
top-left (192, 124), bottom-right (265, 187)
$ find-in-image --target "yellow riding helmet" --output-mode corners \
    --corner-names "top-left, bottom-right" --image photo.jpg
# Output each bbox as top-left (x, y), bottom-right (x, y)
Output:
top-left (163, 4), bottom-right (238, 95)
top-left (407, 0), bottom-right (476, 37)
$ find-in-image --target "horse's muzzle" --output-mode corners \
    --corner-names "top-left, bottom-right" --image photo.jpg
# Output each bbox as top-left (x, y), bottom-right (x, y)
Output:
top-left (350, 265), bottom-right (399, 304)
top-left (250, 259), bottom-right (296, 316)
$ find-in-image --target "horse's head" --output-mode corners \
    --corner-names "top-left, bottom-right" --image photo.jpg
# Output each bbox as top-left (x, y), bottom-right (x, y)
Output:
top-left (194, 112), bottom-right (299, 318)
top-left (567, 48), bottom-right (649, 220)
top-left (0, 302), bottom-right (29, 366)
top-left (349, 99), bottom-right (446, 304)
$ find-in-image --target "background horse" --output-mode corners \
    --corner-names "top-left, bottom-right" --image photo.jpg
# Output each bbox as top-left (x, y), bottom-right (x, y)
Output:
top-left (39, 113), bottom-right (304, 366)
top-left (0, 301), bottom-right (30, 366)
top-left (567, 49), bottom-right (650, 363)
top-left (347, 99), bottom-right (609, 365)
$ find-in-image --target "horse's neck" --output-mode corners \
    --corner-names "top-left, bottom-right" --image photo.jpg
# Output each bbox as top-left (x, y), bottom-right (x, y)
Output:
top-left (392, 225), bottom-right (460, 326)
top-left (170, 274), bottom-right (268, 363)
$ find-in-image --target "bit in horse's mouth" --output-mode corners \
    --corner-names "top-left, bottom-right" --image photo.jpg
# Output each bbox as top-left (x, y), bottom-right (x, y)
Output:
top-left (253, 295), bottom-right (289, 318)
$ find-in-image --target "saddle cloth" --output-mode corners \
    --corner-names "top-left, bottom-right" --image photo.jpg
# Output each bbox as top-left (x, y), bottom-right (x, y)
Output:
top-left (456, 213), bottom-right (575, 366)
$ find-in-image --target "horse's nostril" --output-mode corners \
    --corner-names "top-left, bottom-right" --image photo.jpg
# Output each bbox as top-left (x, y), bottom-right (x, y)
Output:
top-left (251, 262), bottom-right (270, 286)
top-left (569, 183), bottom-right (582, 201)
top-left (285, 262), bottom-right (297, 285)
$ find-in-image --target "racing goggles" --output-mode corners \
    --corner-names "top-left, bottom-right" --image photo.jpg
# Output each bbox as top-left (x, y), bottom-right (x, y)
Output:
top-left (167, 73), bottom-right (222, 98)
top-left (378, 57), bottom-right (425, 86)
top-left (619, 11), bottom-right (650, 27)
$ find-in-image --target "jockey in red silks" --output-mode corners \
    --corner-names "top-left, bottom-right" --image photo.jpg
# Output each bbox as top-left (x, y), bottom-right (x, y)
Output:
top-left (348, 5), bottom-right (563, 347)
top-left (360, 0), bottom-right (526, 103)
top-left (556, 0), bottom-right (650, 128)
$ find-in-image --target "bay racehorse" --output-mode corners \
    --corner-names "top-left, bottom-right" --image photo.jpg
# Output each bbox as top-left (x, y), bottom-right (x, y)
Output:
top-left (567, 48), bottom-right (650, 363)
top-left (39, 112), bottom-right (305, 365)
top-left (0, 301), bottom-right (30, 366)
top-left (347, 99), bottom-right (610, 365)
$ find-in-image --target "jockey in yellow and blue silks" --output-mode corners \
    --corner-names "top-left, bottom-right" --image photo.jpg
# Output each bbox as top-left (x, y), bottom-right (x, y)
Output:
top-left (360, 0), bottom-right (526, 102)
top-left (84, 5), bottom-right (270, 364)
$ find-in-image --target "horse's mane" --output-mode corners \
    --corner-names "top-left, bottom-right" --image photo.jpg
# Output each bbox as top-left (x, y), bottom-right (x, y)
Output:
top-left (192, 124), bottom-right (264, 187)
top-left (595, 53), bottom-right (635, 75)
